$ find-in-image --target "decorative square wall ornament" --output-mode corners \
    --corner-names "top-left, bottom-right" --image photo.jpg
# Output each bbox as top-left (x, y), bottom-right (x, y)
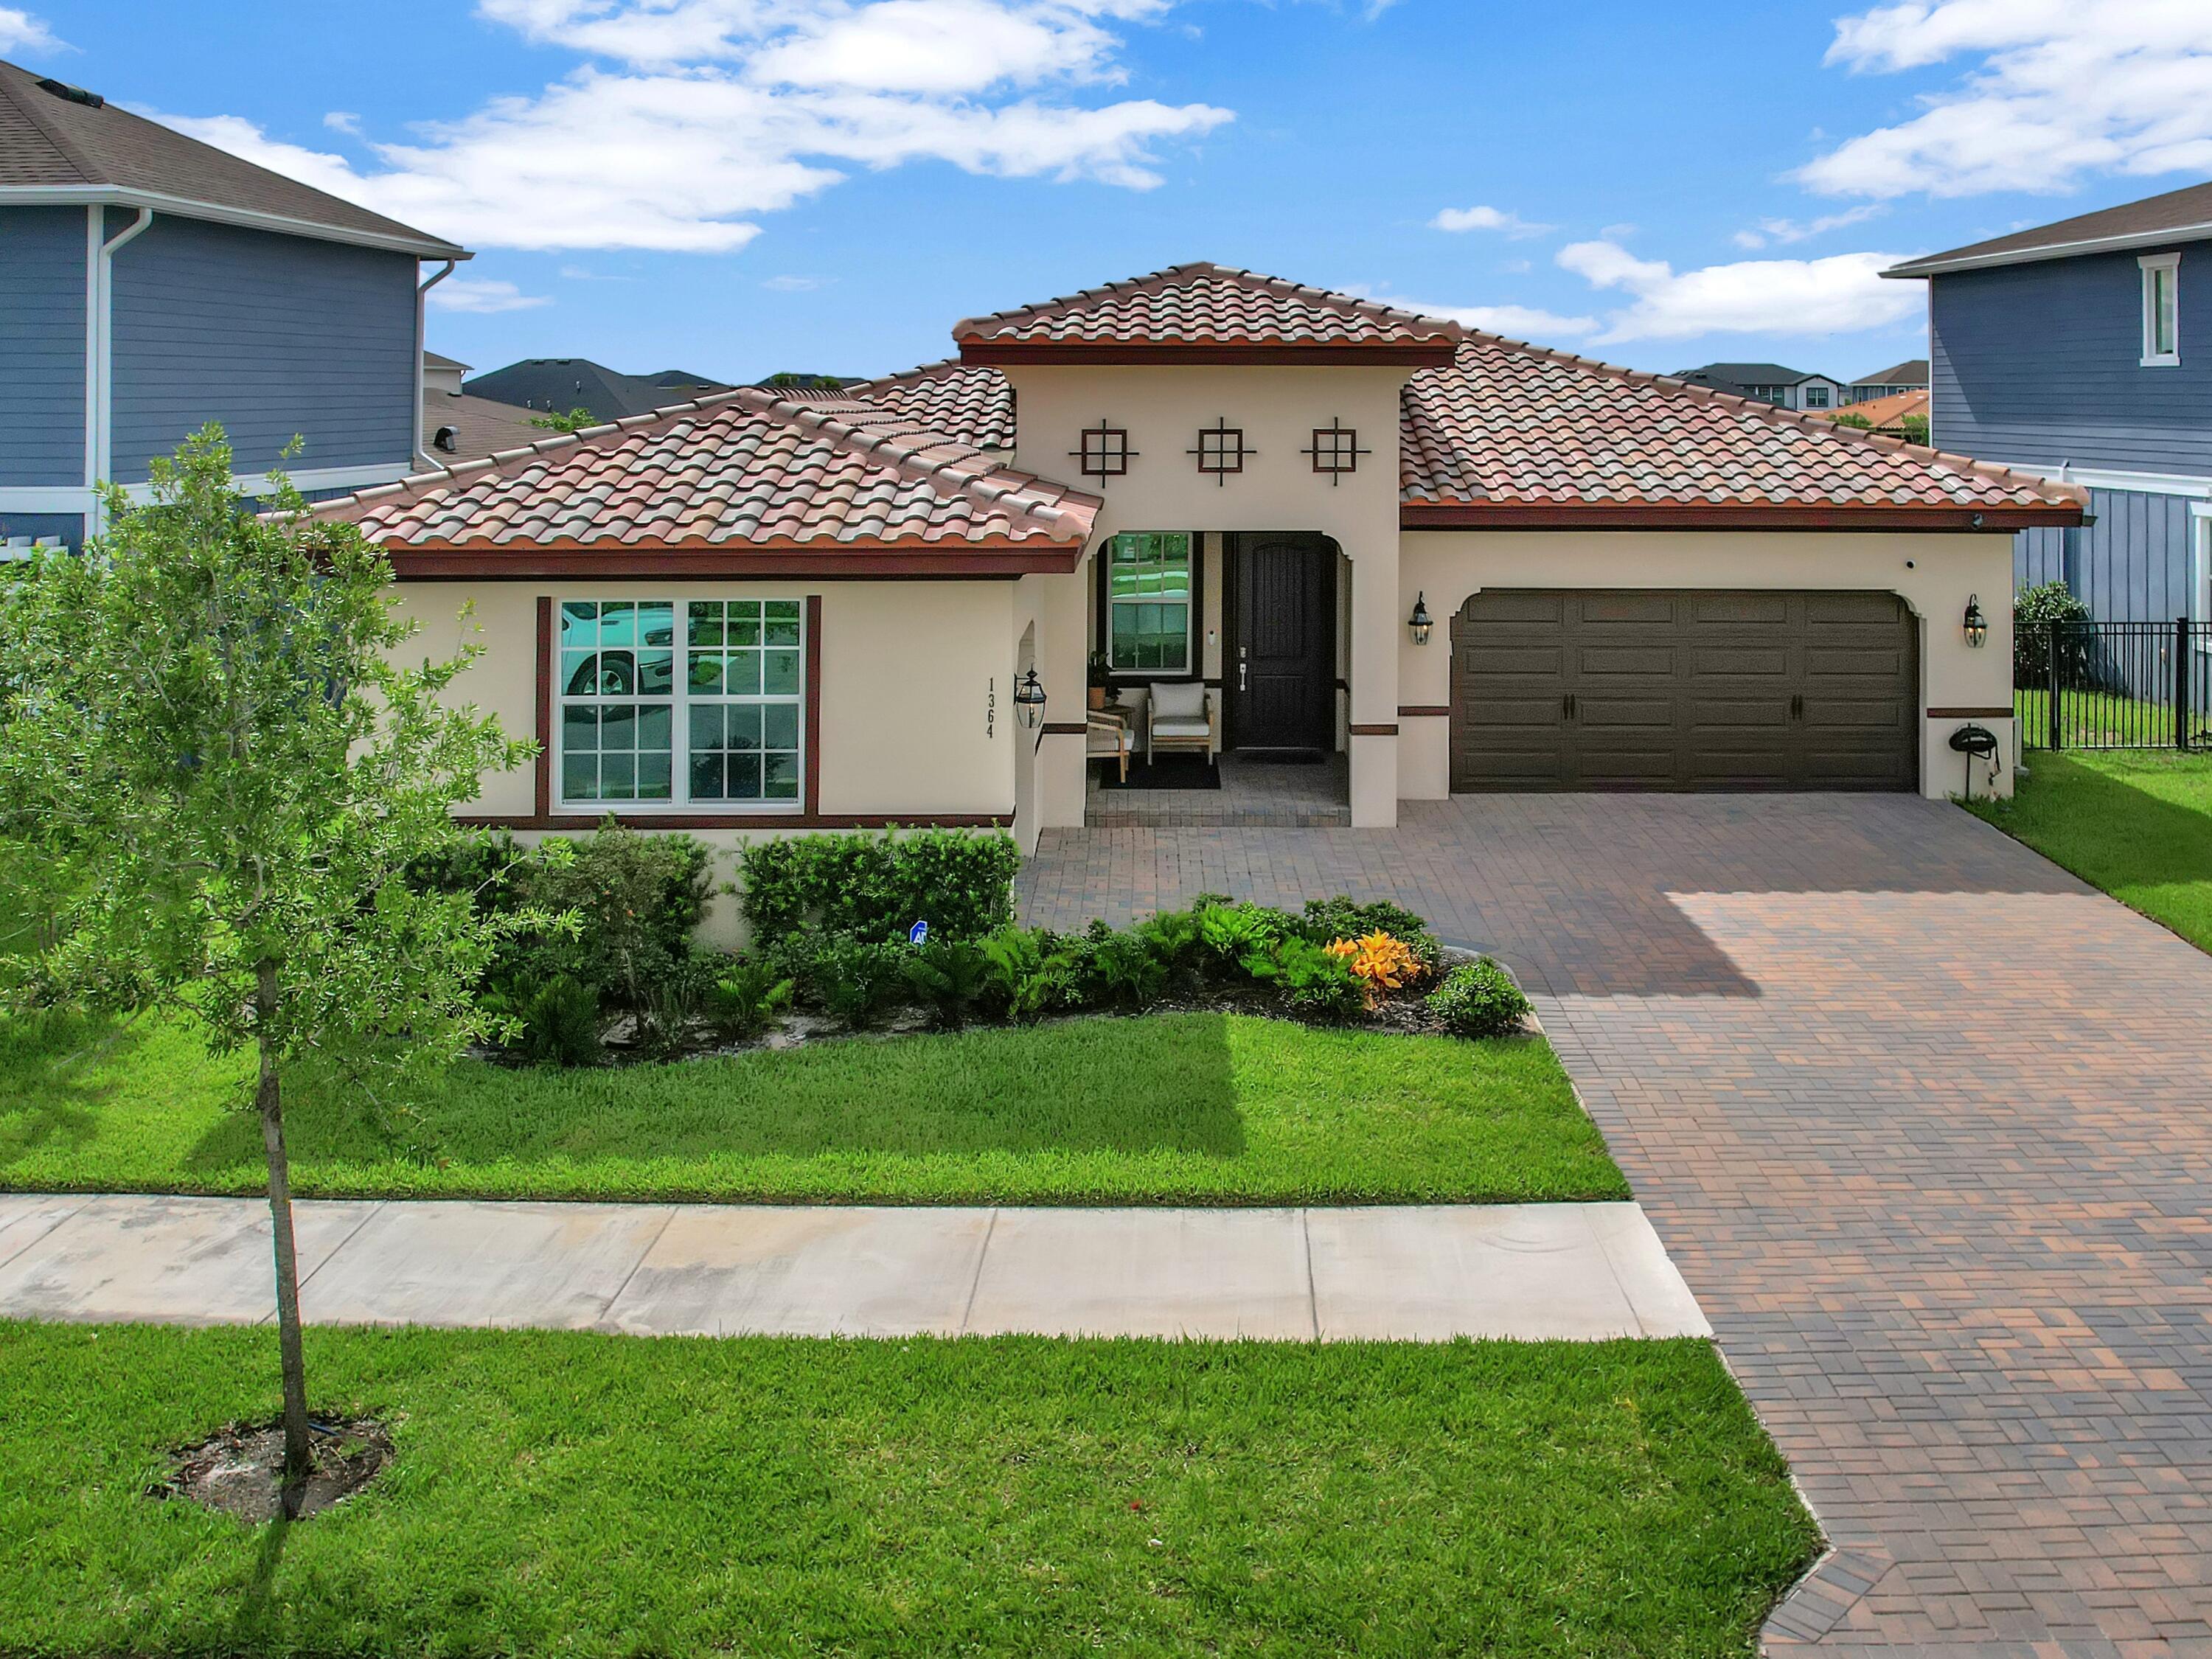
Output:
top-left (1189, 418), bottom-right (1251, 484)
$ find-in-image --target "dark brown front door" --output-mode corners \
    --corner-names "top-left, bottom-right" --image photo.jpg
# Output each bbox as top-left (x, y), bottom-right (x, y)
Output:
top-left (1450, 588), bottom-right (1919, 791)
top-left (1228, 535), bottom-right (1336, 751)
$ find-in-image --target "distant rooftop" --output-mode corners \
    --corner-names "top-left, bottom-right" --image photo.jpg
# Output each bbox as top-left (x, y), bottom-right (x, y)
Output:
top-left (461, 358), bottom-right (734, 425)
top-left (0, 57), bottom-right (465, 259)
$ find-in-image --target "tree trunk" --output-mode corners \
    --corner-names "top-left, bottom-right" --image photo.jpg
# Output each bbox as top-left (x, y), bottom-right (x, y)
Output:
top-left (255, 959), bottom-right (313, 1519)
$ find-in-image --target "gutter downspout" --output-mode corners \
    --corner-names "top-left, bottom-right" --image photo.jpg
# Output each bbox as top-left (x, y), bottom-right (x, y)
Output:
top-left (414, 260), bottom-right (455, 470)
top-left (88, 206), bottom-right (154, 537)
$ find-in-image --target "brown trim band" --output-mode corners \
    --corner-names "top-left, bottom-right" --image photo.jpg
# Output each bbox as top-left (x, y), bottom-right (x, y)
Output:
top-left (1397, 704), bottom-right (1450, 717)
top-left (456, 813), bottom-right (1014, 832)
top-left (1349, 723), bottom-right (1399, 737)
top-left (959, 341), bottom-right (1457, 369)
top-left (533, 596), bottom-right (553, 818)
top-left (1927, 706), bottom-right (2014, 719)
top-left (1399, 503), bottom-right (2082, 532)
top-left (1039, 720), bottom-right (1089, 736)
top-left (389, 547), bottom-right (1079, 580)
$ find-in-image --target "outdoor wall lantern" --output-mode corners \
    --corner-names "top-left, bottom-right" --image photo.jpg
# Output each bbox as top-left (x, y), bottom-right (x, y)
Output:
top-left (1408, 592), bottom-right (1434, 646)
top-left (1964, 594), bottom-right (1988, 648)
top-left (1014, 667), bottom-right (1048, 728)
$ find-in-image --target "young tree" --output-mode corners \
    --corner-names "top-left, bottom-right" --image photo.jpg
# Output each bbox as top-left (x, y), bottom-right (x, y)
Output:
top-left (0, 428), bottom-right (538, 1517)
top-left (529, 405), bottom-right (597, 434)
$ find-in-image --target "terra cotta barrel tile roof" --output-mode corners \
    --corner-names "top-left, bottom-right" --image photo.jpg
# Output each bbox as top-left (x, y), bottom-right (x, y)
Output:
top-left (850, 359), bottom-right (1018, 452)
top-left (1398, 335), bottom-right (2077, 515)
top-left (313, 386), bottom-right (1097, 555)
top-left (952, 262), bottom-right (1464, 352)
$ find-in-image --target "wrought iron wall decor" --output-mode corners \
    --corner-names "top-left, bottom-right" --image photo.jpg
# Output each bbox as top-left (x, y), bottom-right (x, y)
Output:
top-left (1188, 418), bottom-right (1251, 484)
top-left (1302, 418), bottom-right (1370, 484)
top-left (1071, 422), bottom-right (1135, 479)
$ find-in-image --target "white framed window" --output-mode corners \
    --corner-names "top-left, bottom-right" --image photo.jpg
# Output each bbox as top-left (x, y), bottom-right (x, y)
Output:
top-left (2141, 252), bottom-right (2181, 366)
top-left (1105, 532), bottom-right (1193, 673)
top-left (1804, 385), bottom-right (1832, 409)
top-left (556, 598), bottom-right (804, 810)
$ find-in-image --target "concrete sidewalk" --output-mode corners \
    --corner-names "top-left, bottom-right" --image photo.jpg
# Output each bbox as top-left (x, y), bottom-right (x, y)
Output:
top-left (0, 1194), bottom-right (1708, 1342)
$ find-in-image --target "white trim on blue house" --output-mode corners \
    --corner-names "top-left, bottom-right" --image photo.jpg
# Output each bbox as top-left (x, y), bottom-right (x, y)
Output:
top-left (2040, 465), bottom-right (2212, 499)
top-left (1, 462), bottom-right (414, 521)
top-left (0, 184), bottom-right (466, 261)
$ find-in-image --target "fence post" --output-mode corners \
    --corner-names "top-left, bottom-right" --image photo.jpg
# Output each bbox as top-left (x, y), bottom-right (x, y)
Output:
top-left (2180, 616), bottom-right (2194, 751)
top-left (2048, 620), bottom-right (2063, 751)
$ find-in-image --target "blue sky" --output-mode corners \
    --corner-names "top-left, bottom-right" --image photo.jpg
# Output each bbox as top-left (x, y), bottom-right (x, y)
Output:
top-left (10, 0), bottom-right (2211, 385)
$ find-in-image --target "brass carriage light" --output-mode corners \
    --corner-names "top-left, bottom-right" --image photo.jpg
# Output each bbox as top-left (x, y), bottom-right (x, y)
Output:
top-left (1014, 667), bottom-right (1048, 728)
top-left (1964, 594), bottom-right (1988, 649)
top-left (1408, 592), bottom-right (1433, 646)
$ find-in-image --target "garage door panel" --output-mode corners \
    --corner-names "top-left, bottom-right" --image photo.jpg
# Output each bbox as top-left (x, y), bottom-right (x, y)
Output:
top-left (1452, 588), bottom-right (1918, 793)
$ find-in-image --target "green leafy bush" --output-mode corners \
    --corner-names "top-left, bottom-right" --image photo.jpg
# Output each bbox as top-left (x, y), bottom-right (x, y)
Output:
top-left (1198, 902), bottom-right (1290, 975)
top-left (512, 975), bottom-right (604, 1067)
top-left (737, 828), bottom-right (1019, 946)
top-left (1427, 959), bottom-right (1531, 1039)
top-left (1270, 936), bottom-right (1366, 1020)
top-left (900, 937), bottom-right (990, 1029)
top-left (977, 925), bottom-right (1065, 1023)
top-left (706, 959), bottom-right (793, 1041)
top-left (780, 931), bottom-right (909, 1031)
top-left (2014, 580), bottom-right (2095, 689)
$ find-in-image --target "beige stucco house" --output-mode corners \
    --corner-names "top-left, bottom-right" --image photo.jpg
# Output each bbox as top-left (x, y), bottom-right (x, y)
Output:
top-left (319, 263), bottom-right (2084, 874)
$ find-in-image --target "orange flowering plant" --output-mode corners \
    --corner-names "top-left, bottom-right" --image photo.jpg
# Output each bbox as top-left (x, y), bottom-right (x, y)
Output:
top-left (1322, 931), bottom-right (1426, 1009)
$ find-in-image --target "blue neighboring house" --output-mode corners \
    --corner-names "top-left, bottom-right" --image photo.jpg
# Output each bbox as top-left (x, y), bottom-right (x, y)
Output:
top-left (1885, 182), bottom-right (2212, 635)
top-left (0, 58), bottom-right (469, 552)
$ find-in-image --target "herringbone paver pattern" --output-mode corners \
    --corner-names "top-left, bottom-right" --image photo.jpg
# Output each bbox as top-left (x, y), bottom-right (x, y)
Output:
top-left (1018, 796), bottom-right (2212, 1659)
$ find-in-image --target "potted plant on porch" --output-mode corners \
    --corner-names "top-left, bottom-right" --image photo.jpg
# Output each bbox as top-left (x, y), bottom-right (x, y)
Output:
top-left (1088, 650), bottom-right (1116, 712)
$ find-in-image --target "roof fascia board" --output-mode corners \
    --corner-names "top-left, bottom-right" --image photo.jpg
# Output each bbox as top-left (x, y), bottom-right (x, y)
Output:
top-left (382, 546), bottom-right (1085, 580)
top-left (1885, 222), bottom-right (2212, 279)
top-left (961, 341), bottom-right (1455, 368)
top-left (1398, 502), bottom-right (2083, 531)
top-left (0, 184), bottom-right (469, 260)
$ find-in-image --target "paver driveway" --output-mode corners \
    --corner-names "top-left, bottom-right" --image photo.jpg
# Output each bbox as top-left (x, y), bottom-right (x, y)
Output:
top-left (1020, 795), bottom-right (2212, 1659)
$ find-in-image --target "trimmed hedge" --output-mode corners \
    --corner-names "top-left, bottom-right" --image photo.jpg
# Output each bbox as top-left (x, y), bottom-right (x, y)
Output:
top-left (737, 828), bottom-right (1020, 947)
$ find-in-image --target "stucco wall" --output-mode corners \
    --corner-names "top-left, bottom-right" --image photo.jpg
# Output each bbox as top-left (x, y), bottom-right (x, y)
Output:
top-left (392, 577), bottom-right (1025, 939)
top-left (1396, 529), bottom-right (2019, 800)
top-left (1006, 363), bottom-right (1411, 824)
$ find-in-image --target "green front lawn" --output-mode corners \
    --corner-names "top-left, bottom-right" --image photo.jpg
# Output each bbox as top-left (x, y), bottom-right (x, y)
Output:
top-left (0, 1009), bottom-right (1626, 1205)
top-left (1965, 748), bottom-right (2212, 953)
top-left (0, 1323), bottom-right (1818, 1658)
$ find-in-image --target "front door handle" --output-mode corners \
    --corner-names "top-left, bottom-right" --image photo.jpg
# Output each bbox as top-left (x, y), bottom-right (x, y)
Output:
top-left (1239, 662), bottom-right (1248, 692)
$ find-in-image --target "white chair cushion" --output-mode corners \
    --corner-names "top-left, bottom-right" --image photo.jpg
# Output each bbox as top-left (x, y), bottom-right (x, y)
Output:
top-left (1151, 718), bottom-right (1211, 739)
top-left (1150, 681), bottom-right (1207, 720)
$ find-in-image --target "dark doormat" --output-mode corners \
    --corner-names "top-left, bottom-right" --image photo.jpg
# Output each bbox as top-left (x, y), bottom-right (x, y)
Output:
top-left (1234, 750), bottom-right (1325, 765)
top-left (1101, 756), bottom-right (1221, 790)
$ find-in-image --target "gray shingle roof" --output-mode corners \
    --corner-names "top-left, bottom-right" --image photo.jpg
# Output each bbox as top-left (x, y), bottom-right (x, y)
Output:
top-left (1886, 181), bottom-right (2212, 276)
top-left (0, 58), bottom-right (465, 257)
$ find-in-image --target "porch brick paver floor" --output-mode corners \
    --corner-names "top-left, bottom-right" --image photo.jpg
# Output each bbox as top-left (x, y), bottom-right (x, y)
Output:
top-left (1018, 796), bottom-right (2212, 1659)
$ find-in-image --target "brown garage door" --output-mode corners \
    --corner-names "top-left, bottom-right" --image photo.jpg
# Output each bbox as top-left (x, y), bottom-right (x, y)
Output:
top-left (1450, 589), bottom-right (1919, 791)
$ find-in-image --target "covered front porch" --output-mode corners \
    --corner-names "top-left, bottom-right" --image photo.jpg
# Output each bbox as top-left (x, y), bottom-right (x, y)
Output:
top-left (1085, 749), bottom-right (1352, 827)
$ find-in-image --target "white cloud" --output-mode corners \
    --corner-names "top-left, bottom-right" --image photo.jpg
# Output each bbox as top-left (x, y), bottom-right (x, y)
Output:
top-left (1555, 240), bottom-right (1922, 342)
top-left (426, 276), bottom-right (553, 313)
top-left (1428, 204), bottom-right (1551, 238)
top-left (762, 273), bottom-right (829, 289)
top-left (1801, 0), bottom-right (2212, 198)
top-left (0, 7), bottom-right (61, 51)
top-left (1731, 204), bottom-right (1887, 249)
top-left (148, 0), bottom-right (1231, 252)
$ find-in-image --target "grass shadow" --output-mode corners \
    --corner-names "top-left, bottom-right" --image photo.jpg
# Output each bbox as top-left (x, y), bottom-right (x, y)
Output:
top-left (0, 1011), bottom-right (147, 1167)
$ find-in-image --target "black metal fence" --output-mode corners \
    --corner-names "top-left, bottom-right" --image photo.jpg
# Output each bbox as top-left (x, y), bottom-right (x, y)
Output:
top-left (2017, 618), bottom-right (2212, 751)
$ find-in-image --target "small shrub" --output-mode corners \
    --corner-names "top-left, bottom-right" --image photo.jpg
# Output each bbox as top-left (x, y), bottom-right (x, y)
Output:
top-left (1267, 936), bottom-right (1364, 1019)
top-left (1298, 897), bottom-right (1430, 947)
top-left (1086, 928), bottom-right (1171, 1009)
top-left (901, 937), bottom-right (990, 1029)
top-left (737, 827), bottom-right (1020, 947)
top-left (1324, 931), bottom-right (1425, 1009)
top-left (513, 975), bottom-right (604, 1066)
top-left (1427, 959), bottom-right (1531, 1039)
top-left (977, 925), bottom-right (1065, 1023)
top-left (707, 959), bottom-right (793, 1040)
top-left (2014, 580), bottom-right (2095, 689)
top-left (1199, 902), bottom-right (1290, 976)
top-left (1131, 907), bottom-right (1203, 978)
top-left (801, 933), bottom-right (909, 1031)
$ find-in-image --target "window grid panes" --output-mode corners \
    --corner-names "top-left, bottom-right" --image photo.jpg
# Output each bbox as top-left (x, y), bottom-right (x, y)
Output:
top-left (1107, 532), bottom-right (1192, 672)
top-left (557, 598), bottom-right (804, 809)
